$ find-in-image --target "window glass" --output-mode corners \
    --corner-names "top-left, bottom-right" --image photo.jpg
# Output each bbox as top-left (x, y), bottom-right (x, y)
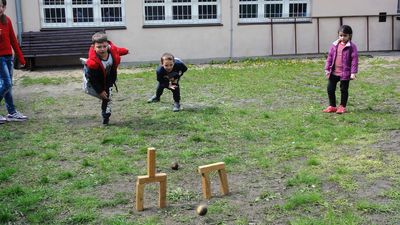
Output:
top-left (239, 0), bottom-right (310, 23)
top-left (40, 0), bottom-right (124, 27)
top-left (144, 0), bottom-right (221, 25)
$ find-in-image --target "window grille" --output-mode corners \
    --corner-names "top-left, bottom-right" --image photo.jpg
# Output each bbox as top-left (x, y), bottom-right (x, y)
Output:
top-left (40, 0), bottom-right (125, 28)
top-left (239, 0), bottom-right (310, 23)
top-left (144, 0), bottom-right (221, 25)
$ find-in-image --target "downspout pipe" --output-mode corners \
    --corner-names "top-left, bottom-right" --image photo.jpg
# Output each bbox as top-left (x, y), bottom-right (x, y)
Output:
top-left (15, 0), bottom-right (23, 43)
top-left (229, 0), bottom-right (233, 59)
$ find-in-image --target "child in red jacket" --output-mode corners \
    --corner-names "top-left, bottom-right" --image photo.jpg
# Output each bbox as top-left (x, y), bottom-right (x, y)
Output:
top-left (82, 32), bottom-right (129, 125)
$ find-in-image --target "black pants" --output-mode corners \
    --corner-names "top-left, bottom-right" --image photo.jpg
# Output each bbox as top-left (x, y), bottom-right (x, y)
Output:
top-left (327, 74), bottom-right (350, 107)
top-left (101, 87), bottom-right (112, 119)
top-left (155, 82), bottom-right (180, 102)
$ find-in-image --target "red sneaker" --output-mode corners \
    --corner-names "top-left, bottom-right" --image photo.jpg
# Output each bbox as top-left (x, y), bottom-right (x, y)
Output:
top-left (323, 106), bottom-right (337, 113)
top-left (336, 105), bottom-right (346, 114)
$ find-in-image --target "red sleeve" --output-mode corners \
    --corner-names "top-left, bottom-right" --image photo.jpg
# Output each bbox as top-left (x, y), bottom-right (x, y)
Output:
top-left (117, 47), bottom-right (129, 56)
top-left (8, 18), bottom-right (26, 65)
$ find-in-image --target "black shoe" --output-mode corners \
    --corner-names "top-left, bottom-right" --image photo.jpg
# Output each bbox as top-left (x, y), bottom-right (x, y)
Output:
top-left (173, 102), bottom-right (180, 112)
top-left (102, 117), bottom-right (109, 125)
top-left (147, 96), bottom-right (160, 103)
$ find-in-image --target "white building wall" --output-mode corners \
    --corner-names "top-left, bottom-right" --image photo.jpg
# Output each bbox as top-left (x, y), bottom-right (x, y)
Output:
top-left (5, 0), bottom-right (400, 65)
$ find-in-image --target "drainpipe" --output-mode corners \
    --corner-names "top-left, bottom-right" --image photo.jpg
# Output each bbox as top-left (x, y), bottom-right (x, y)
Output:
top-left (229, 0), bottom-right (233, 59)
top-left (15, 0), bottom-right (23, 43)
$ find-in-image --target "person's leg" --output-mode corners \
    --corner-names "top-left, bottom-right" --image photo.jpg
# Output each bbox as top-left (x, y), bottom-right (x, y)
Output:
top-left (172, 86), bottom-right (180, 103)
top-left (171, 85), bottom-right (181, 112)
top-left (0, 56), bottom-right (27, 121)
top-left (101, 87), bottom-right (112, 124)
top-left (336, 80), bottom-right (350, 114)
top-left (0, 56), bottom-right (14, 113)
top-left (0, 57), bottom-right (9, 124)
top-left (339, 80), bottom-right (350, 107)
top-left (327, 74), bottom-right (340, 107)
top-left (148, 82), bottom-right (165, 103)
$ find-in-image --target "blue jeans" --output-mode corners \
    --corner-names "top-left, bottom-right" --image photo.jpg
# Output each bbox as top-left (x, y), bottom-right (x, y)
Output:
top-left (0, 56), bottom-right (16, 114)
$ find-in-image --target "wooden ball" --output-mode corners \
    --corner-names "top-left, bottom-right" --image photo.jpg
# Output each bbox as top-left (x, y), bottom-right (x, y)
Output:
top-left (171, 162), bottom-right (179, 170)
top-left (196, 204), bottom-right (207, 216)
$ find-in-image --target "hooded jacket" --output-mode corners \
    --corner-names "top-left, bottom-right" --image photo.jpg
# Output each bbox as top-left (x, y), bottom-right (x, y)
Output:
top-left (325, 40), bottom-right (358, 81)
top-left (86, 41), bottom-right (128, 94)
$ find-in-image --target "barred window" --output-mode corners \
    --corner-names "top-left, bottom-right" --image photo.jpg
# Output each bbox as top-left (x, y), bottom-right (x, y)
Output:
top-left (289, 3), bottom-right (307, 17)
top-left (40, 0), bottom-right (125, 28)
top-left (398, 0), bottom-right (400, 13)
top-left (144, 0), bottom-right (221, 25)
top-left (239, 0), bottom-right (310, 23)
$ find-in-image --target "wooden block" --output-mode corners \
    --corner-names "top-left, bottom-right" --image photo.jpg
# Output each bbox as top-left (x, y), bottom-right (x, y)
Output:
top-left (137, 173), bottom-right (167, 184)
top-left (159, 179), bottom-right (167, 208)
top-left (135, 182), bottom-right (144, 211)
top-left (147, 147), bottom-right (156, 177)
top-left (201, 173), bottom-right (212, 199)
top-left (198, 162), bottom-right (225, 174)
top-left (218, 169), bottom-right (229, 195)
top-left (198, 162), bottom-right (229, 199)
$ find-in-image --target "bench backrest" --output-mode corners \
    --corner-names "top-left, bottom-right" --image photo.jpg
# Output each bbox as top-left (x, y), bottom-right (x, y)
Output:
top-left (21, 29), bottom-right (104, 58)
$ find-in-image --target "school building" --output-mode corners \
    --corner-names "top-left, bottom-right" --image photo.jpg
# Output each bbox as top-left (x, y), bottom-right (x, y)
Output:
top-left (6, 0), bottom-right (400, 65)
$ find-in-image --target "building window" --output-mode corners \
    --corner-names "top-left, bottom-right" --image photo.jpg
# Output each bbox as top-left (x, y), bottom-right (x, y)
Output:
top-left (143, 0), bottom-right (221, 26)
top-left (239, 0), bottom-right (310, 23)
top-left (40, 0), bottom-right (125, 28)
top-left (398, 0), bottom-right (400, 13)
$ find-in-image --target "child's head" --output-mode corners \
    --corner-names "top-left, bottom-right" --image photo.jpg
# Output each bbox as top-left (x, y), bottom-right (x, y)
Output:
top-left (92, 32), bottom-right (109, 56)
top-left (160, 53), bottom-right (175, 72)
top-left (0, 0), bottom-right (7, 24)
top-left (338, 25), bottom-right (353, 43)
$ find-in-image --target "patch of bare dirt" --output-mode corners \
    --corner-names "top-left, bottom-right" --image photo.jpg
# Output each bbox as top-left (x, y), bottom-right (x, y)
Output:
top-left (373, 130), bottom-right (400, 155)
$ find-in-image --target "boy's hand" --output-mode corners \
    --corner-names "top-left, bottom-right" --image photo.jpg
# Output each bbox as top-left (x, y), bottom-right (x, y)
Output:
top-left (350, 74), bottom-right (356, 80)
top-left (169, 82), bottom-right (177, 90)
top-left (99, 91), bottom-right (109, 100)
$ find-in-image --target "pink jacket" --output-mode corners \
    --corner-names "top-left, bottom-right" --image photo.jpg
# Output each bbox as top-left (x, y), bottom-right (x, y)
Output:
top-left (325, 40), bottom-right (358, 80)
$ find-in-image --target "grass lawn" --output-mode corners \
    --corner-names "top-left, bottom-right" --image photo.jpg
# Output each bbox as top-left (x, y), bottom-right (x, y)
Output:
top-left (1, 56), bottom-right (399, 225)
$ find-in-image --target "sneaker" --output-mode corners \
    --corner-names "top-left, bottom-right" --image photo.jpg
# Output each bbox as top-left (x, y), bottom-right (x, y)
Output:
top-left (79, 57), bottom-right (88, 65)
top-left (6, 111), bottom-right (28, 121)
top-left (0, 115), bottom-right (6, 124)
top-left (336, 105), bottom-right (346, 114)
top-left (173, 102), bottom-right (180, 112)
top-left (323, 106), bottom-right (337, 113)
top-left (147, 96), bottom-right (160, 103)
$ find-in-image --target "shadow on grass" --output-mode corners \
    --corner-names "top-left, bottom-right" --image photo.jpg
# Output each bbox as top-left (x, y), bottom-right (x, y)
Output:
top-left (108, 108), bottom-right (217, 129)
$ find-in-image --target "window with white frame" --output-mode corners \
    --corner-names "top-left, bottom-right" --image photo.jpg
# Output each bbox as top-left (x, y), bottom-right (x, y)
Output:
top-left (40, 0), bottom-right (125, 28)
top-left (239, 0), bottom-right (310, 23)
top-left (143, 0), bottom-right (221, 26)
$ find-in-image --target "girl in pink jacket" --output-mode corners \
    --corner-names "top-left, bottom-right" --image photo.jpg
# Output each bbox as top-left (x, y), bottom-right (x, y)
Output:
top-left (323, 25), bottom-right (359, 114)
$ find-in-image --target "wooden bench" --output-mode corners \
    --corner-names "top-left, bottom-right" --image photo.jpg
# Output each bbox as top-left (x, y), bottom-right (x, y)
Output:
top-left (20, 28), bottom-right (104, 70)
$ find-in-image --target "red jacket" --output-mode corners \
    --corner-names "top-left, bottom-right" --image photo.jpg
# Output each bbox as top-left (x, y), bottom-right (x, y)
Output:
top-left (0, 16), bottom-right (25, 65)
top-left (86, 41), bottom-right (128, 93)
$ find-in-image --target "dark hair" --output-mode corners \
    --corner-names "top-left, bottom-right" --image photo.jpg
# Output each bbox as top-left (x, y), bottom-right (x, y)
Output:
top-left (160, 52), bottom-right (175, 64)
top-left (339, 25), bottom-right (353, 40)
top-left (338, 25), bottom-right (352, 35)
top-left (91, 32), bottom-right (108, 44)
top-left (0, 0), bottom-right (7, 24)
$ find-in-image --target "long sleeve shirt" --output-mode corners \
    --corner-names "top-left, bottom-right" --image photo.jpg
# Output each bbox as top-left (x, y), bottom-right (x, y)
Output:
top-left (0, 16), bottom-right (25, 65)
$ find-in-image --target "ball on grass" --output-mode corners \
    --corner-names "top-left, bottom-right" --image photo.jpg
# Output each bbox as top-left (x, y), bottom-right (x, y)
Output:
top-left (196, 204), bottom-right (207, 216)
top-left (171, 162), bottom-right (179, 170)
